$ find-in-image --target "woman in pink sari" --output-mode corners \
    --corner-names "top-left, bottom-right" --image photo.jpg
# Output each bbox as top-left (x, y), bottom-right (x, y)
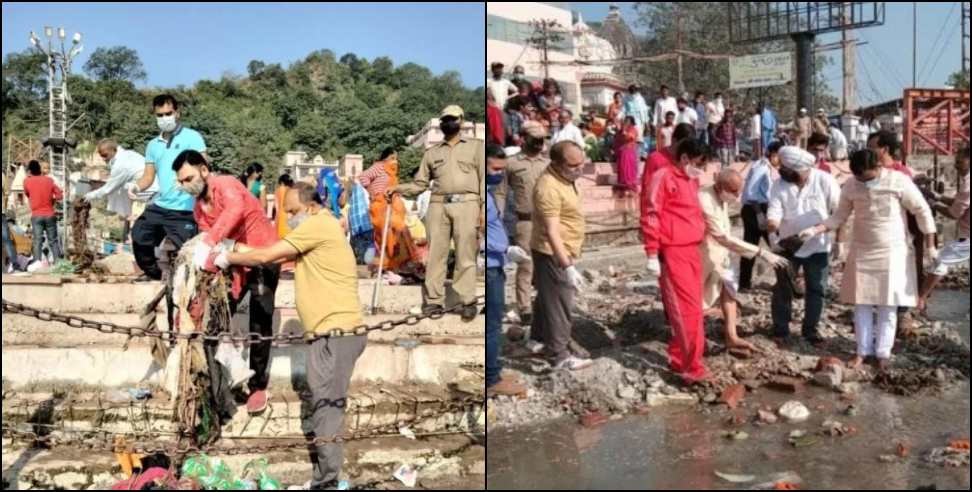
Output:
top-left (615, 116), bottom-right (641, 195)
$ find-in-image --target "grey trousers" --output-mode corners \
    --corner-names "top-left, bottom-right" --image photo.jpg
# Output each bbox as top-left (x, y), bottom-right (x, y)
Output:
top-left (531, 251), bottom-right (574, 363)
top-left (308, 334), bottom-right (367, 488)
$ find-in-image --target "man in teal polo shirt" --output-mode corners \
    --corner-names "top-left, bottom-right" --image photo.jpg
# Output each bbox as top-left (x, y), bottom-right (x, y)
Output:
top-left (129, 94), bottom-right (209, 279)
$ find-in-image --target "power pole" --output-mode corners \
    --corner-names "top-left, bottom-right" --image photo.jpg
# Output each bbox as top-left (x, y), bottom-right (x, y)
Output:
top-left (912, 2), bottom-right (918, 88)
top-left (527, 19), bottom-right (564, 81)
top-left (842, 3), bottom-right (857, 114)
top-left (963, 2), bottom-right (970, 75)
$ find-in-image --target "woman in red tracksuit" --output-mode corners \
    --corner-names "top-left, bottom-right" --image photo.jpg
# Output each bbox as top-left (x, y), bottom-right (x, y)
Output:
top-left (641, 138), bottom-right (710, 385)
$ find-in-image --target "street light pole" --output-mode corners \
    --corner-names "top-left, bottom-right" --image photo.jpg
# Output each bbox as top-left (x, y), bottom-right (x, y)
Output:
top-left (29, 26), bottom-right (83, 257)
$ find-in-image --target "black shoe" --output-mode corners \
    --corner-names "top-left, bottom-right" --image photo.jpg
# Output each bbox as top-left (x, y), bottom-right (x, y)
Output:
top-left (461, 304), bottom-right (478, 322)
top-left (422, 304), bottom-right (444, 316)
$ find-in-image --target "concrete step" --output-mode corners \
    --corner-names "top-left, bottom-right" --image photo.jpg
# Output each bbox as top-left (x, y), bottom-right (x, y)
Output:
top-left (1, 276), bottom-right (486, 315)
top-left (2, 383), bottom-right (485, 439)
top-left (2, 432), bottom-right (485, 490)
top-left (0, 337), bottom-right (485, 389)
top-left (1, 311), bottom-right (484, 348)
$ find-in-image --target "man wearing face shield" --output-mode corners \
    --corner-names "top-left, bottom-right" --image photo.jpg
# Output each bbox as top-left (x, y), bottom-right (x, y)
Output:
top-left (766, 146), bottom-right (842, 346)
top-left (642, 138), bottom-right (710, 385)
top-left (390, 105), bottom-right (485, 322)
top-left (172, 150), bottom-right (280, 415)
top-left (490, 121), bottom-right (549, 328)
top-left (129, 94), bottom-right (209, 280)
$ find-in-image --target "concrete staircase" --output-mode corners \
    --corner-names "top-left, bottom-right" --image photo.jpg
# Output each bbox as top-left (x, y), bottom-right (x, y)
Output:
top-left (0, 273), bottom-right (486, 489)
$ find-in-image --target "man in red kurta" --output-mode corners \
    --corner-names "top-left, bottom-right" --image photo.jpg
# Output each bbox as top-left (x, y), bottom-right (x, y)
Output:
top-left (641, 138), bottom-right (710, 384)
top-left (173, 149), bottom-right (279, 415)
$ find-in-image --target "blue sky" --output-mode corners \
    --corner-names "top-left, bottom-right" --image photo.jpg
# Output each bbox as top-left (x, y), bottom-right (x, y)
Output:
top-left (572, 2), bottom-right (966, 106)
top-left (2, 2), bottom-right (485, 89)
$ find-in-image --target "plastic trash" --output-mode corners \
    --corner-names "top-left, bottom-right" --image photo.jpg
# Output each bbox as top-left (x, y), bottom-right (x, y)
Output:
top-left (393, 464), bottom-right (418, 488)
top-left (242, 458), bottom-right (283, 490)
top-left (399, 426), bottom-right (416, 440)
top-left (215, 342), bottom-right (255, 389)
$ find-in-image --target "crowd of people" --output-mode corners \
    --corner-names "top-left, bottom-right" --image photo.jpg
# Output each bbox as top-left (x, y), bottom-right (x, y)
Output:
top-left (485, 62), bottom-right (970, 398)
top-left (1, 92), bottom-right (486, 489)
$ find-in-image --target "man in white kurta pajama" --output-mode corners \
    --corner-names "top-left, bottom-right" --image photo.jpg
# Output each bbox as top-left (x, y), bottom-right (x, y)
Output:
top-left (803, 152), bottom-right (937, 370)
top-left (700, 170), bottom-right (789, 353)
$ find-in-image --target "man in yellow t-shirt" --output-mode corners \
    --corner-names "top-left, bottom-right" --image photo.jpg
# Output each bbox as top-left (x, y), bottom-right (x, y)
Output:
top-left (217, 181), bottom-right (365, 489)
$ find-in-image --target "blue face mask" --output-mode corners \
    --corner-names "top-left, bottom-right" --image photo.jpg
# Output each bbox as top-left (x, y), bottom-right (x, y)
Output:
top-left (486, 172), bottom-right (504, 187)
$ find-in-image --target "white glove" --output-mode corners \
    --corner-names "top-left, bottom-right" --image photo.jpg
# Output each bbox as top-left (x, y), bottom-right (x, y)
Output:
top-left (506, 246), bottom-right (531, 264)
top-left (83, 191), bottom-right (97, 203)
top-left (125, 182), bottom-right (140, 200)
top-left (646, 256), bottom-right (661, 278)
top-left (192, 241), bottom-right (213, 270)
top-left (798, 226), bottom-right (820, 242)
top-left (476, 253), bottom-right (485, 270)
top-left (565, 265), bottom-right (586, 292)
top-left (758, 248), bottom-right (789, 270)
top-left (214, 250), bottom-right (231, 270)
top-left (756, 213), bottom-right (767, 231)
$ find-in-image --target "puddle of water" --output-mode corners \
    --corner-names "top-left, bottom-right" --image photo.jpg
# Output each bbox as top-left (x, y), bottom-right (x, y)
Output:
top-left (488, 291), bottom-right (971, 490)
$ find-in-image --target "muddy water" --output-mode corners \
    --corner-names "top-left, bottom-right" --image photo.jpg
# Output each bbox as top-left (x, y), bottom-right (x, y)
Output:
top-left (487, 291), bottom-right (970, 490)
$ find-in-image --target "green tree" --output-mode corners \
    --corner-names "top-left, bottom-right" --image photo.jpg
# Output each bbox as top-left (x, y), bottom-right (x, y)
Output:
top-left (947, 70), bottom-right (970, 90)
top-left (83, 46), bottom-right (147, 82)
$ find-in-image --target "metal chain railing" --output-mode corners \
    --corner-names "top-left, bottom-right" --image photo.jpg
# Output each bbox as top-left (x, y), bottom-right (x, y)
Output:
top-left (1, 395), bottom-right (485, 456)
top-left (1, 295), bottom-right (485, 346)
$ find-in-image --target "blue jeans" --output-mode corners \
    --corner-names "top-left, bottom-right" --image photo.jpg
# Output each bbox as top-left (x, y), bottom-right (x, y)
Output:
top-left (486, 267), bottom-right (505, 389)
top-left (31, 216), bottom-right (61, 262)
top-left (772, 252), bottom-right (829, 340)
top-left (2, 214), bottom-right (17, 265)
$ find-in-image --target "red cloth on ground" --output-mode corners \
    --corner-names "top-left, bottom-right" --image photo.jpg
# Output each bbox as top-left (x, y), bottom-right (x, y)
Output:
top-left (23, 175), bottom-right (63, 217)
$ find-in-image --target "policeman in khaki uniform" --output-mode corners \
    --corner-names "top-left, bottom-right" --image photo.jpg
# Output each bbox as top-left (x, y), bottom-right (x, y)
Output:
top-left (391, 105), bottom-right (485, 321)
top-left (490, 121), bottom-right (550, 326)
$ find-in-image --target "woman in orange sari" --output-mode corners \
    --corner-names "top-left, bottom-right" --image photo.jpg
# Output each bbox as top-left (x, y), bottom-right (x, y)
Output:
top-left (358, 148), bottom-right (423, 277)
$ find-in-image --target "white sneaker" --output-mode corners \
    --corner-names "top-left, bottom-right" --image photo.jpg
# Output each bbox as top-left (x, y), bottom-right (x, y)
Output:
top-left (524, 340), bottom-right (545, 355)
top-left (503, 310), bottom-right (521, 324)
top-left (554, 356), bottom-right (593, 371)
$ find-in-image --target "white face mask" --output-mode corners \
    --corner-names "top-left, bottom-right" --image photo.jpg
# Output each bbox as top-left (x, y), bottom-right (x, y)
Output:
top-left (157, 115), bottom-right (178, 133)
top-left (719, 191), bottom-right (740, 205)
top-left (288, 211), bottom-right (311, 230)
top-left (685, 164), bottom-right (704, 179)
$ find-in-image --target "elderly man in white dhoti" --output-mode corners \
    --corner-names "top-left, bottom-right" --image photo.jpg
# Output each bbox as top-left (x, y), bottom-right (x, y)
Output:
top-left (800, 149), bottom-right (937, 371)
top-left (699, 169), bottom-right (789, 353)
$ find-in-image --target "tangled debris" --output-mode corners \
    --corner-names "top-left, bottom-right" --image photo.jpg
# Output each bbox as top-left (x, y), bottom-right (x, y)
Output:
top-left (493, 262), bottom-right (970, 431)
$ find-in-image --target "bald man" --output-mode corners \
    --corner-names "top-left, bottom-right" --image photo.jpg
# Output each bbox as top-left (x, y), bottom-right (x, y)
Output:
top-left (699, 169), bottom-right (788, 352)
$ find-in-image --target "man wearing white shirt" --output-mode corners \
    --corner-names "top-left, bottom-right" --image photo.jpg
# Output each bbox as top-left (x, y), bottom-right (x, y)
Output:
top-left (487, 62), bottom-right (517, 112)
top-left (675, 98), bottom-right (698, 128)
top-left (83, 139), bottom-right (158, 240)
top-left (705, 92), bottom-right (726, 146)
top-left (622, 85), bottom-right (650, 142)
top-left (551, 110), bottom-right (586, 150)
top-left (766, 146), bottom-right (843, 345)
top-left (652, 85), bottom-right (678, 130)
